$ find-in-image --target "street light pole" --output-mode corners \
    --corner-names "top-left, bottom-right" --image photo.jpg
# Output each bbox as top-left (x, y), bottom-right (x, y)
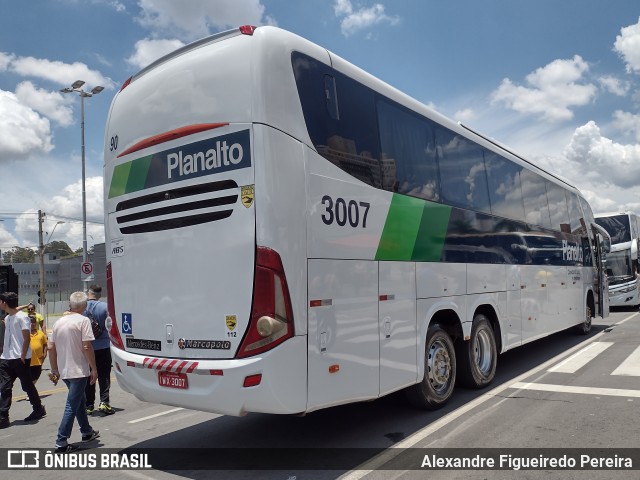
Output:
top-left (61, 80), bottom-right (103, 291)
top-left (38, 210), bottom-right (45, 308)
top-left (80, 90), bottom-right (88, 291)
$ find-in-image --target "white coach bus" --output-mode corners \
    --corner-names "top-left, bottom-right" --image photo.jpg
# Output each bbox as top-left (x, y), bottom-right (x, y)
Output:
top-left (595, 212), bottom-right (640, 307)
top-left (103, 25), bottom-right (610, 416)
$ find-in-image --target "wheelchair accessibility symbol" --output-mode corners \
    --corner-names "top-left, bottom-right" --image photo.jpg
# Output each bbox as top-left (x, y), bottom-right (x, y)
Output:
top-left (122, 313), bottom-right (132, 334)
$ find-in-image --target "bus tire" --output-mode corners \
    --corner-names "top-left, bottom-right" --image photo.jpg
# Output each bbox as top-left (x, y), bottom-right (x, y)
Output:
top-left (575, 302), bottom-right (592, 335)
top-left (406, 323), bottom-right (456, 409)
top-left (456, 314), bottom-right (497, 388)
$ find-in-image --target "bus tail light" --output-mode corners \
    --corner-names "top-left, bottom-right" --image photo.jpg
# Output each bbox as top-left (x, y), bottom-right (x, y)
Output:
top-left (239, 25), bottom-right (256, 36)
top-left (106, 262), bottom-right (125, 350)
top-left (119, 76), bottom-right (132, 92)
top-left (236, 247), bottom-right (294, 358)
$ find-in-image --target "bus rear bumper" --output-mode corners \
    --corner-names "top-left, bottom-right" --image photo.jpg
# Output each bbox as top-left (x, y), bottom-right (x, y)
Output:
top-left (110, 336), bottom-right (307, 416)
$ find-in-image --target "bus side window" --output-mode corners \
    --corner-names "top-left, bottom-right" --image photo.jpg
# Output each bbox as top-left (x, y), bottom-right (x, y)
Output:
top-left (324, 75), bottom-right (339, 120)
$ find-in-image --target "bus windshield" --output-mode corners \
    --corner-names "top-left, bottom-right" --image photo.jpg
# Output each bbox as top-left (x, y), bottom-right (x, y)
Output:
top-left (595, 215), bottom-right (631, 244)
top-left (606, 250), bottom-right (634, 285)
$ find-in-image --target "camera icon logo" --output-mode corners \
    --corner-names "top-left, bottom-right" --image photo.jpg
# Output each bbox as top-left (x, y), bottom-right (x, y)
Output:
top-left (7, 450), bottom-right (40, 468)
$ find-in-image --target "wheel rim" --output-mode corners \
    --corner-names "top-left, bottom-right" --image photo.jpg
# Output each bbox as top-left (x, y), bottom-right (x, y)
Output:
top-left (584, 305), bottom-right (592, 331)
top-left (473, 328), bottom-right (493, 375)
top-left (427, 339), bottom-right (452, 394)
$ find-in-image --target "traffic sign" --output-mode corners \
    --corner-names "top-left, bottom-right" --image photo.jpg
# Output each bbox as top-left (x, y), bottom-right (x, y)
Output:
top-left (81, 261), bottom-right (93, 276)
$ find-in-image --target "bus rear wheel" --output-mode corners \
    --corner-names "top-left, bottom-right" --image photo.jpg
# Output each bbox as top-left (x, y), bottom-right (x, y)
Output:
top-left (456, 314), bottom-right (497, 388)
top-left (406, 323), bottom-right (456, 409)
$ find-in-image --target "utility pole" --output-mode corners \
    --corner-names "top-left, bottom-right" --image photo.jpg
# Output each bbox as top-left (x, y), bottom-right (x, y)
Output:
top-left (38, 210), bottom-right (45, 319)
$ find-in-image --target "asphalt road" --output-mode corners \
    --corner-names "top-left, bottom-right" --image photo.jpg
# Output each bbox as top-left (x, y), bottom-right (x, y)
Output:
top-left (2, 308), bottom-right (638, 480)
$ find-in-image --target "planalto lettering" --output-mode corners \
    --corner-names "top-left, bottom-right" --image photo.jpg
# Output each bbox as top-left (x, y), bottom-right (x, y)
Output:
top-left (562, 240), bottom-right (584, 263)
top-left (167, 140), bottom-right (244, 178)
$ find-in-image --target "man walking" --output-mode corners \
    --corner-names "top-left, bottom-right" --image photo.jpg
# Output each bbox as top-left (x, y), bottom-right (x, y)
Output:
top-left (84, 285), bottom-right (114, 415)
top-left (0, 292), bottom-right (47, 429)
top-left (49, 291), bottom-right (100, 452)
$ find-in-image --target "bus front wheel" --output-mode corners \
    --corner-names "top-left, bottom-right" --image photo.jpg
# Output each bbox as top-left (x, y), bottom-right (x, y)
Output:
top-left (456, 314), bottom-right (497, 388)
top-left (575, 303), bottom-right (592, 335)
top-left (406, 323), bottom-right (456, 409)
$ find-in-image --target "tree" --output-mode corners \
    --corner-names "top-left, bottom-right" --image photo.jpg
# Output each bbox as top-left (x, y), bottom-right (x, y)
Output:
top-left (2, 246), bottom-right (36, 264)
top-left (44, 240), bottom-right (74, 258)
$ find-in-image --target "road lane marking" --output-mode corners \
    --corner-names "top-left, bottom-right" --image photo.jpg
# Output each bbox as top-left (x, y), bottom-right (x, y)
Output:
top-left (12, 375), bottom-right (118, 401)
top-left (613, 313), bottom-right (638, 326)
top-left (612, 345), bottom-right (640, 376)
top-left (13, 386), bottom-right (67, 401)
top-left (511, 381), bottom-right (640, 397)
top-left (339, 329), bottom-right (617, 479)
top-left (547, 341), bottom-right (613, 373)
top-left (128, 407), bottom-right (184, 423)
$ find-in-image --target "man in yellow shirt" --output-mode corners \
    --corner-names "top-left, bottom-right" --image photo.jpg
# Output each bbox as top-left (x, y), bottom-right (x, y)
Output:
top-left (28, 315), bottom-right (48, 383)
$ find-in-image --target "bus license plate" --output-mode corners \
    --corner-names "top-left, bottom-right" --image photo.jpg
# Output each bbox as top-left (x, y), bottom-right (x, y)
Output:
top-left (158, 371), bottom-right (188, 389)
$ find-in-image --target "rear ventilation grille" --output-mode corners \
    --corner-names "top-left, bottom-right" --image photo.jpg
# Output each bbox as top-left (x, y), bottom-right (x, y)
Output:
top-left (115, 180), bottom-right (238, 234)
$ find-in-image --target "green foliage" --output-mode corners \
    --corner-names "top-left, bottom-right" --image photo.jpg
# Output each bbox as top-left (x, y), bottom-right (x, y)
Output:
top-left (2, 246), bottom-right (36, 263)
top-left (2, 240), bottom-right (76, 263)
top-left (44, 240), bottom-right (74, 258)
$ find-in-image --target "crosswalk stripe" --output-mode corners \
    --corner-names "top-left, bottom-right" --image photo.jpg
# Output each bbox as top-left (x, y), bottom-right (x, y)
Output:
top-left (611, 345), bottom-right (640, 376)
top-left (511, 381), bottom-right (640, 398)
top-left (547, 341), bottom-right (613, 373)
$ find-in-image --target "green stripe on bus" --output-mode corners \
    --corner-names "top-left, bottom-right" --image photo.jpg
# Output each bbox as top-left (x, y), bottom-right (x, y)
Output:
top-left (108, 155), bottom-right (152, 198)
top-left (376, 194), bottom-right (425, 260)
top-left (125, 155), bottom-right (152, 195)
top-left (411, 202), bottom-right (451, 261)
top-left (108, 161), bottom-right (133, 198)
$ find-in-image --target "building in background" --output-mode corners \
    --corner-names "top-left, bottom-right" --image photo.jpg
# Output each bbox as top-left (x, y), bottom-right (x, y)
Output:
top-left (5, 243), bottom-right (107, 308)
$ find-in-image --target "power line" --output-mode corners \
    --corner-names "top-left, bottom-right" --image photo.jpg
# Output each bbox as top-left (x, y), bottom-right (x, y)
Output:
top-left (0, 212), bottom-right (103, 225)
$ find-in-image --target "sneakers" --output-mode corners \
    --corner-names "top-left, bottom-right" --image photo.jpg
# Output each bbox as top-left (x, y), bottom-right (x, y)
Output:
top-left (86, 405), bottom-right (94, 415)
top-left (98, 402), bottom-right (115, 415)
top-left (0, 417), bottom-right (10, 429)
top-left (55, 444), bottom-right (80, 454)
top-left (82, 430), bottom-right (100, 442)
top-left (24, 406), bottom-right (46, 422)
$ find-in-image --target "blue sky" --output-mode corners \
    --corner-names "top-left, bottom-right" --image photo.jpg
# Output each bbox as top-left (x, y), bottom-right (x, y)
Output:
top-left (1, 0), bottom-right (640, 253)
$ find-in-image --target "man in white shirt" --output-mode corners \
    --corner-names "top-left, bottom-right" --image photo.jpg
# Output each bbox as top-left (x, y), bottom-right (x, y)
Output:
top-left (49, 291), bottom-right (100, 453)
top-left (0, 292), bottom-right (47, 429)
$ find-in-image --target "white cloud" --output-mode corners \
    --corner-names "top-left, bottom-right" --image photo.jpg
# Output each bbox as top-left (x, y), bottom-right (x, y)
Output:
top-left (9, 55), bottom-right (115, 90)
top-left (0, 52), bottom-right (14, 71)
top-left (614, 17), bottom-right (640, 74)
top-left (107, 1), bottom-right (126, 12)
top-left (47, 176), bottom-right (104, 221)
top-left (564, 121), bottom-right (640, 189)
top-left (612, 110), bottom-right (640, 142)
top-left (0, 224), bottom-right (19, 251)
top-left (333, 0), bottom-right (400, 37)
top-left (14, 177), bottom-right (104, 250)
top-left (579, 189), bottom-right (619, 214)
top-left (334, 0), bottom-right (352, 16)
top-left (491, 55), bottom-right (597, 121)
top-left (126, 38), bottom-right (186, 69)
top-left (454, 108), bottom-right (475, 123)
top-left (598, 75), bottom-right (630, 96)
top-left (0, 90), bottom-right (53, 161)
top-left (136, 0), bottom-right (269, 41)
top-left (15, 81), bottom-right (74, 127)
